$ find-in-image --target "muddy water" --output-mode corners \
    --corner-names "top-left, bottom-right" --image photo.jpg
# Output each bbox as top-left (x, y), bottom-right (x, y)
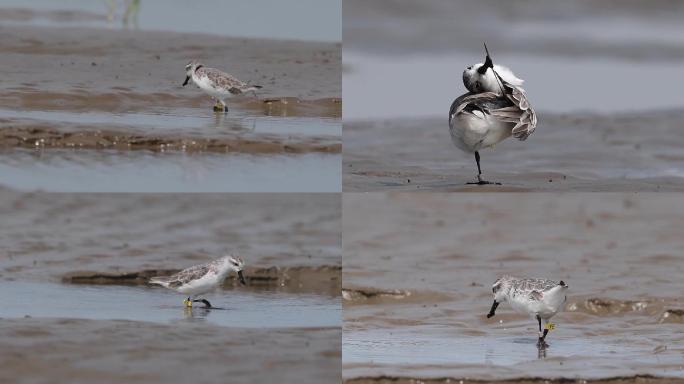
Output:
top-left (342, 193), bottom-right (684, 381)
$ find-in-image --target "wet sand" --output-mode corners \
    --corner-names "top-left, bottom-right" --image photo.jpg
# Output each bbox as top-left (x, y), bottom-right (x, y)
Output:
top-left (0, 318), bottom-right (340, 384)
top-left (0, 122), bottom-right (340, 154)
top-left (344, 111), bottom-right (684, 192)
top-left (343, 193), bottom-right (684, 382)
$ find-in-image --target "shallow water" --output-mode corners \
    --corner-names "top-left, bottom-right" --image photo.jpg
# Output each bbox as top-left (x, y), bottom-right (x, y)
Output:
top-left (0, 0), bottom-right (341, 42)
top-left (0, 148), bottom-right (341, 192)
top-left (0, 108), bottom-right (341, 137)
top-left (344, 322), bottom-right (684, 379)
top-left (0, 281), bottom-right (340, 328)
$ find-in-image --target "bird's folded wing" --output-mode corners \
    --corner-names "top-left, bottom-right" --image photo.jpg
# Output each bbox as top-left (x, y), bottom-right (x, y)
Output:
top-left (449, 92), bottom-right (502, 124)
top-left (503, 83), bottom-right (537, 141)
top-left (168, 264), bottom-right (210, 286)
top-left (529, 290), bottom-right (543, 301)
top-left (205, 68), bottom-right (246, 89)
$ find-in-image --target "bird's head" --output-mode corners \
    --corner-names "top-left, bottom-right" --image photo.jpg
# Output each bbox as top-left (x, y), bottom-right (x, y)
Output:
top-left (182, 60), bottom-right (202, 86)
top-left (491, 275), bottom-right (514, 302)
top-left (222, 255), bottom-right (246, 285)
top-left (462, 43), bottom-right (523, 94)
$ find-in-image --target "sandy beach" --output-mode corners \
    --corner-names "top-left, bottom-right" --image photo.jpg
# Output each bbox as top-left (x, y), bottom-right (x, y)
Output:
top-left (343, 193), bottom-right (684, 382)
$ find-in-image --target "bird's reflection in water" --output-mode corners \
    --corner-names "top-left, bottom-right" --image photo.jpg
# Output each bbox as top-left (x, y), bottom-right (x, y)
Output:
top-left (537, 343), bottom-right (548, 359)
top-left (485, 340), bottom-right (548, 362)
top-left (211, 112), bottom-right (257, 132)
top-left (182, 306), bottom-right (212, 322)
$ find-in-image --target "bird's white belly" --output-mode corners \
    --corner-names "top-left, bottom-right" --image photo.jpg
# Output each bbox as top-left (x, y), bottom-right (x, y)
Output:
top-left (176, 273), bottom-right (221, 295)
top-left (508, 294), bottom-right (563, 319)
top-left (193, 76), bottom-right (233, 100)
top-left (450, 112), bottom-right (511, 153)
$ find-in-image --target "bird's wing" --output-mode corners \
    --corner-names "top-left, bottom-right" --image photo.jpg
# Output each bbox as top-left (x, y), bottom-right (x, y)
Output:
top-left (165, 263), bottom-right (211, 287)
top-left (449, 92), bottom-right (507, 124)
top-left (500, 80), bottom-right (537, 141)
top-left (203, 68), bottom-right (247, 89)
top-left (529, 290), bottom-right (543, 301)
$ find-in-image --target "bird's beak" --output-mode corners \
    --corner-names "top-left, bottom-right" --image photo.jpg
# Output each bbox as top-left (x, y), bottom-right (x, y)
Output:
top-left (478, 42), bottom-right (494, 74)
top-left (486, 300), bottom-right (499, 318)
top-left (182, 75), bottom-right (190, 86)
top-left (237, 270), bottom-right (246, 286)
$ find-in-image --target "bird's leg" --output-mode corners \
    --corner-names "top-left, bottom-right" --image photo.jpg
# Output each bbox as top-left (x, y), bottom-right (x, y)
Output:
top-left (183, 296), bottom-right (193, 308)
top-left (192, 298), bottom-right (212, 308)
top-left (486, 300), bottom-right (499, 318)
top-left (537, 316), bottom-right (550, 347)
top-left (542, 319), bottom-right (554, 338)
top-left (466, 151), bottom-right (502, 185)
top-left (213, 100), bottom-right (224, 112)
top-left (537, 315), bottom-right (543, 337)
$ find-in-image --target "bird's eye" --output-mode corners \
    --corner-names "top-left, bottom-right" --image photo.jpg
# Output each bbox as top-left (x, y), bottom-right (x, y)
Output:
top-left (467, 66), bottom-right (472, 70)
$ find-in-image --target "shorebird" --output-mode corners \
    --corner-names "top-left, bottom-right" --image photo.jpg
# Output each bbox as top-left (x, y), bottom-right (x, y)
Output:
top-left (486, 276), bottom-right (568, 346)
top-left (449, 44), bottom-right (537, 185)
top-left (149, 255), bottom-right (246, 308)
top-left (182, 60), bottom-right (262, 113)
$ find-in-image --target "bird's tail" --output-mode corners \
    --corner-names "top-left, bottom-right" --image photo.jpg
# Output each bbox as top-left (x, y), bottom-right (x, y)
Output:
top-left (246, 85), bottom-right (262, 92)
top-left (149, 276), bottom-right (170, 287)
